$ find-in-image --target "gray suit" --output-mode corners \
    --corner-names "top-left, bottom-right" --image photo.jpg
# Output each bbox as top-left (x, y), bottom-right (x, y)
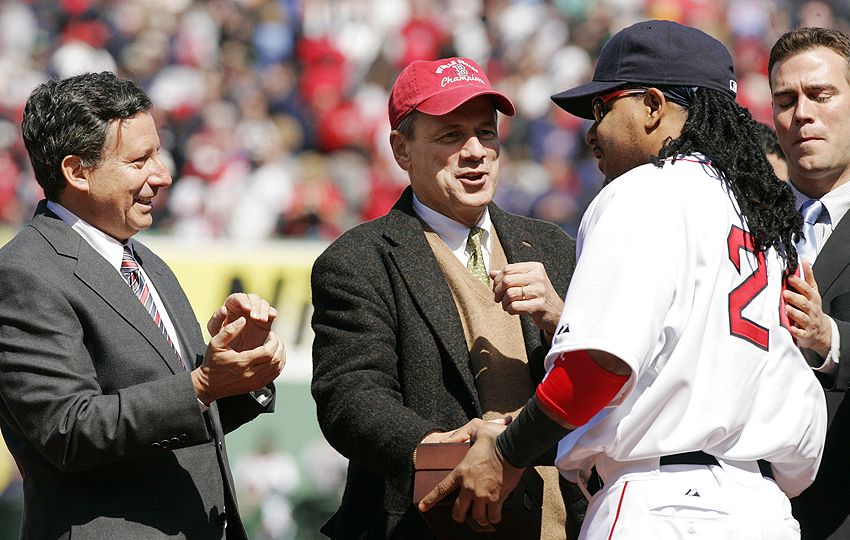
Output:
top-left (0, 202), bottom-right (273, 539)
top-left (311, 188), bottom-right (578, 538)
top-left (793, 208), bottom-right (850, 540)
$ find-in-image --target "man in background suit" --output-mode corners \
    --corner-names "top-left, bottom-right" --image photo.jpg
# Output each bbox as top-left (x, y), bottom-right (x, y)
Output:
top-left (311, 57), bottom-right (582, 538)
top-left (0, 71), bottom-right (285, 539)
top-left (771, 27), bottom-right (850, 540)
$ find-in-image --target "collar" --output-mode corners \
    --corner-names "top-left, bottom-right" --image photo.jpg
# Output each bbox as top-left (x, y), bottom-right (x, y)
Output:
top-left (662, 152), bottom-right (711, 165)
top-left (788, 180), bottom-right (850, 226)
top-left (46, 200), bottom-right (130, 272)
top-left (411, 194), bottom-right (492, 253)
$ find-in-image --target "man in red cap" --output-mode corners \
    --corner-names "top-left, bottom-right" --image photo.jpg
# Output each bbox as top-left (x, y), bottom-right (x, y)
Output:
top-left (311, 57), bottom-right (581, 538)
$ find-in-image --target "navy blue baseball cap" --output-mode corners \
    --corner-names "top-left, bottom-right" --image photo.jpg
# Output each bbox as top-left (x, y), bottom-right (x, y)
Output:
top-left (552, 20), bottom-right (737, 120)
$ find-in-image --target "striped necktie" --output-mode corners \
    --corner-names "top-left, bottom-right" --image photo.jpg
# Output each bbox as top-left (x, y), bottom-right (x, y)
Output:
top-left (466, 227), bottom-right (490, 286)
top-left (121, 245), bottom-right (185, 369)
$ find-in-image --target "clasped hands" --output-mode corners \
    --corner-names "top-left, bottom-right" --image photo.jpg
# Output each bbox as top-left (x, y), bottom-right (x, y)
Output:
top-left (192, 293), bottom-right (286, 405)
top-left (418, 418), bottom-right (525, 528)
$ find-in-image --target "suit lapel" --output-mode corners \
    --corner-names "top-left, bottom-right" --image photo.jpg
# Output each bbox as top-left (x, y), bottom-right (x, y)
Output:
top-left (30, 208), bottom-right (181, 374)
top-left (814, 211), bottom-right (850, 298)
top-left (490, 205), bottom-right (545, 365)
top-left (383, 190), bottom-right (481, 413)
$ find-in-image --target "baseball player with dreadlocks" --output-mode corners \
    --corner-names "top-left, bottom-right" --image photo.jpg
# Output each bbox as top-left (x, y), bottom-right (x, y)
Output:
top-left (419, 20), bottom-right (826, 539)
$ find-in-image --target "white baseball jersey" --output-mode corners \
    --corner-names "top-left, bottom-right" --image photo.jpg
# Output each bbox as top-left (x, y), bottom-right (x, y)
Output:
top-left (550, 155), bottom-right (826, 498)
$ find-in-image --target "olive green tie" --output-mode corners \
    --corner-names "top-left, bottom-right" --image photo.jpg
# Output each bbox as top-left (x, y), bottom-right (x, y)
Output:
top-left (466, 227), bottom-right (490, 286)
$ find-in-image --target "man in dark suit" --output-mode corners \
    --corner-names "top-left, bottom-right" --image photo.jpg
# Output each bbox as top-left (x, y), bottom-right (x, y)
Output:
top-left (770, 27), bottom-right (850, 540)
top-left (0, 71), bottom-right (285, 539)
top-left (311, 57), bottom-right (580, 538)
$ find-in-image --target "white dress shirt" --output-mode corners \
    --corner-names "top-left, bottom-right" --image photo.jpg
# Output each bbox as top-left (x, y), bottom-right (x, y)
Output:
top-left (412, 194), bottom-right (493, 271)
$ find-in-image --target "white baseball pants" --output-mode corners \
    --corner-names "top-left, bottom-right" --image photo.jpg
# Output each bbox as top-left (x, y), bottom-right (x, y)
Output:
top-left (579, 463), bottom-right (799, 539)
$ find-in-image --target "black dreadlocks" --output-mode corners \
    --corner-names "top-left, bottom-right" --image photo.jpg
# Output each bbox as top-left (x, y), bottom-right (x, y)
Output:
top-left (651, 88), bottom-right (802, 273)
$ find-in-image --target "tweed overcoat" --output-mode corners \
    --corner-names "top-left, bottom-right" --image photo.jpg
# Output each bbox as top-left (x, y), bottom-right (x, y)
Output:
top-left (311, 187), bottom-right (577, 538)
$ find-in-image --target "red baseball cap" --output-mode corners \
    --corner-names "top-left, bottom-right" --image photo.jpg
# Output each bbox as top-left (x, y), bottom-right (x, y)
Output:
top-left (388, 57), bottom-right (515, 130)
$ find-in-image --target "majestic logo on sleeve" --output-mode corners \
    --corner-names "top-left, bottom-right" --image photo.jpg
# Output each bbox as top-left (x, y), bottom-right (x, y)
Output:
top-left (556, 323), bottom-right (570, 335)
top-left (435, 58), bottom-right (486, 87)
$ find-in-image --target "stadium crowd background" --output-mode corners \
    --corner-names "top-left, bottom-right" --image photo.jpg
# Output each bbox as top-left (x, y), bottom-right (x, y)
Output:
top-left (0, 0), bottom-right (848, 538)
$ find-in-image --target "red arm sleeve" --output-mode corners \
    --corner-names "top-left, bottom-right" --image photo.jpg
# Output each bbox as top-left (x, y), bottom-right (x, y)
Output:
top-left (535, 350), bottom-right (629, 427)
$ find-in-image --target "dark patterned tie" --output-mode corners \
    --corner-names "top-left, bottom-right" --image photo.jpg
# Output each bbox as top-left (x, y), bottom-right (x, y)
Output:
top-left (121, 245), bottom-right (185, 369)
top-left (466, 227), bottom-right (490, 286)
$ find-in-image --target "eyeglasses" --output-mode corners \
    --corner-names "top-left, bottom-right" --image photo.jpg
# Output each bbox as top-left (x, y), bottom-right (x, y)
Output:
top-left (591, 89), bottom-right (647, 123)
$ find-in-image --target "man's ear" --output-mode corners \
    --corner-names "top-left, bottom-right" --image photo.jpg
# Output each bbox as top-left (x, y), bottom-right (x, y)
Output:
top-left (389, 131), bottom-right (412, 171)
top-left (643, 88), bottom-right (666, 131)
top-left (60, 155), bottom-right (89, 194)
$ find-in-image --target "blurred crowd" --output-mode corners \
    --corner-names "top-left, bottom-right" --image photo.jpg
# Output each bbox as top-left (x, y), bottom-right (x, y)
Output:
top-left (0, 0), bottom-right (848, 242)
top-left (234, 437), bottom-right (348, 539)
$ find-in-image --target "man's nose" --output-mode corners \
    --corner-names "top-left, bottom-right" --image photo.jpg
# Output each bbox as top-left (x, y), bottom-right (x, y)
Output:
top-left (585, 123), bottom-right (599, 147)
top-left (460, 136), bottom-right (487, 160)
top-left (150, 154), bottom-right (172, 187)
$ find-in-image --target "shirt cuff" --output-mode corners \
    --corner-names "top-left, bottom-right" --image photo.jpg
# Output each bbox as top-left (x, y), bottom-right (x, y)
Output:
top-left (196, 388), bottom-right (270, 412)
top-left (813, 316), bottom-right (840, 374)
top-left (250, 387), bottom-right (273, 406)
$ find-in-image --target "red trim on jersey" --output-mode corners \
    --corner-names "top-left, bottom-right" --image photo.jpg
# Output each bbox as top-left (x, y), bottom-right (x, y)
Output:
top-left (662, 155), bottom-right (712, 166)
top-left (607, 481), bottom-right (630, 540)
top-left (535, 350), bottom-right (629, 427)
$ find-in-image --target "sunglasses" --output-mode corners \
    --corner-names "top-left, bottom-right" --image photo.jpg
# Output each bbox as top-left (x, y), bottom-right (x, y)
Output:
top-left (591, 88), bottom-right (647, 123)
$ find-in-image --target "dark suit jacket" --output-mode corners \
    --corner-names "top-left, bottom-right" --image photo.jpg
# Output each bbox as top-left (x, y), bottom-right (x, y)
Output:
top-left (792, 210), bottom-right (850, 540)
top-left (0, 202), bottom-right (274, 539)
top-left (311, 188), bottom-right (577, 539)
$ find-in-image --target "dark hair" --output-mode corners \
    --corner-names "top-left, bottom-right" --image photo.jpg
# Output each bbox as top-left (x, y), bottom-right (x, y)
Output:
top-left (395, 110), bottom-right (419, 139)
top-left (754, 121), bottom-right (785, 162)
top-left (769, 27), bottom-right (850, 78)
top-left (22, 71), bottom-right (152, 201)
top-left (651, 88), bottom-right (802, 272)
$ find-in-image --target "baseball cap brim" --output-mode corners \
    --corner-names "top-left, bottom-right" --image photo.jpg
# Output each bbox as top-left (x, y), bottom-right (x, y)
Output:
top-left (417, 86), bottom-right (515, 118)
top-left (551, 80), bottom-right (629, 120)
